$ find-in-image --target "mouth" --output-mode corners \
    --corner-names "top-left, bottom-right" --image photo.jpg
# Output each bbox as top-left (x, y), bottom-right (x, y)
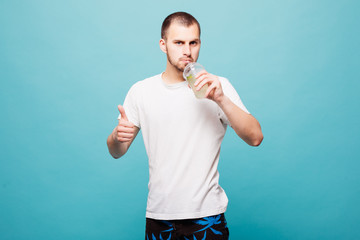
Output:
top-left (181, 59), bottom-right (193, 64)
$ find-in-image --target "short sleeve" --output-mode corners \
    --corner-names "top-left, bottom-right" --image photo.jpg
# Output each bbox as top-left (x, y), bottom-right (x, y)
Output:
top-left (118, 83), bottom-right (141, 128)
top-left (218, 77), bottom-right (250, 126)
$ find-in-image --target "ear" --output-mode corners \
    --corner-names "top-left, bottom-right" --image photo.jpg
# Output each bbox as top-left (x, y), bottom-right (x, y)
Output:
top-left (159, 39), bottom-right (167, 53)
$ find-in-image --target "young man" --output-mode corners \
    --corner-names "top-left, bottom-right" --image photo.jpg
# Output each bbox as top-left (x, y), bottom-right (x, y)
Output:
top-left (107, 12), bottom-right (263, 240)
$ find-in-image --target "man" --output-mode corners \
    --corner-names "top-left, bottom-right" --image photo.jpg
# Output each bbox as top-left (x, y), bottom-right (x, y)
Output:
top-left (107, 12), bottom-right (263, 240)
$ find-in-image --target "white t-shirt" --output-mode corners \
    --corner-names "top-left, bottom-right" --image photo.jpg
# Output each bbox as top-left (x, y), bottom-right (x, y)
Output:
top-left (121, 73), bottom-right (249, 220)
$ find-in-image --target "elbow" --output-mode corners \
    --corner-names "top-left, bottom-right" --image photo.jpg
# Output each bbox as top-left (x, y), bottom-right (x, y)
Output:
top-left (248, 132), bottom-right (264, 147)
top-left (238, 131), bottom-right (264, 147)
top-left (235, 117), bottom-right (264, 147)
top-left (248, 123), bottom-right (264, 147)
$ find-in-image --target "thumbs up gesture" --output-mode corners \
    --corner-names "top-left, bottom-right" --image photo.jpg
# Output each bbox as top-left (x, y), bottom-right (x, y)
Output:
top-left (112, 105), bottom-right (136, 143)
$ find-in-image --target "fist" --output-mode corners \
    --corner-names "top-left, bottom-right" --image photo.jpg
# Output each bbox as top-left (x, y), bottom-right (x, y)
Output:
top-left (112, 105), bottom-right (135, 143)
top-left (194, 70), bottom-right (224, 103)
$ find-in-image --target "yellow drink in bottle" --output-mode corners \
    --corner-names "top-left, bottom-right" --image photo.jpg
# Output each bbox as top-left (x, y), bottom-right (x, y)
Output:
top-left (183, 63), bottom-right (209, 99)
top-left (186, 74), bottom-right (208, 99)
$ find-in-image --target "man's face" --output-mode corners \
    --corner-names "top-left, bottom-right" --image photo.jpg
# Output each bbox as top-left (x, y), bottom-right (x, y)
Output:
top-left (161, 22), bottom-right (201, 72)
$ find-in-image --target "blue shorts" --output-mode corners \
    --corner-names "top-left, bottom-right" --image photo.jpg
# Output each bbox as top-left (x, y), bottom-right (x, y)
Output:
top-left (145, 213), bottom-right (229, 240)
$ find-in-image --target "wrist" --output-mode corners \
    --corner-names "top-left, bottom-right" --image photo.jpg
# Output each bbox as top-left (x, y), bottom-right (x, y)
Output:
top-left (216, 94), bottom-right (228, 108)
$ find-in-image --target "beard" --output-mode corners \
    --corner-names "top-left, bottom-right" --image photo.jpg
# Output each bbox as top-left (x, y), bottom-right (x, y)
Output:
top-left (167, 54), bottom-right (187, 72)
top-left (165, 47), bottom-right (194, 72)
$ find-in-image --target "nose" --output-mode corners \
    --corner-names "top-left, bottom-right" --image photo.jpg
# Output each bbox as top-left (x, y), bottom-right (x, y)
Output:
top-left (183, 43), bottom-right (191, 56)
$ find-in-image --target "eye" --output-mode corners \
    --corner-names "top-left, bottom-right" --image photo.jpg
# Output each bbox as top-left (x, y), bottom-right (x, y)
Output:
top-left (190, 41), bottom-right (198, 46)
top-left (176, 41), bottom-right (183, 45)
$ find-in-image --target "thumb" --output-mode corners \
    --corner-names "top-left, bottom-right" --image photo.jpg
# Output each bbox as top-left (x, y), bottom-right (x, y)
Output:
top-left (118, 104), bottom-right (128, 121)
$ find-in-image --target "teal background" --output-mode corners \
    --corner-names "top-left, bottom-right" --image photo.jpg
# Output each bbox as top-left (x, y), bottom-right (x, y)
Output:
top-left (1, 0), bottom-right (359, 239)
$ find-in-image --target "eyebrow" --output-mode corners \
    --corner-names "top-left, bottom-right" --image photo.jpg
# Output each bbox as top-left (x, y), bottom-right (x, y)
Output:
top-left (172, 39), bottom-right (200, 42)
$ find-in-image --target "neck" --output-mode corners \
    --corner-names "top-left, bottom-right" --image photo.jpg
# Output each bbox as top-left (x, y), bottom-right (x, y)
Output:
top-left (162, 61), bottom-right (185, 84)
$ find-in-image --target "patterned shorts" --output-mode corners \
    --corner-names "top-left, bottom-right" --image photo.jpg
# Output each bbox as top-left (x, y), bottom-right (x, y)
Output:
top-left (145, 213), bottom-right (229, 240)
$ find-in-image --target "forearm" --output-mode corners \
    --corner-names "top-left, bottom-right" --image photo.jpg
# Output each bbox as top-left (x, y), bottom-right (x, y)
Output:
top-left (218, 95), bottom-right (263, 146)
top-left (107, 128), bottom-right (130, 159)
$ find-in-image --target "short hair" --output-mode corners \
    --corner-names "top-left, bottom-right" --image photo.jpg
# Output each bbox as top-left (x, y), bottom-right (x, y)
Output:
top-left (161, 12), bottom-right (201, 40)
